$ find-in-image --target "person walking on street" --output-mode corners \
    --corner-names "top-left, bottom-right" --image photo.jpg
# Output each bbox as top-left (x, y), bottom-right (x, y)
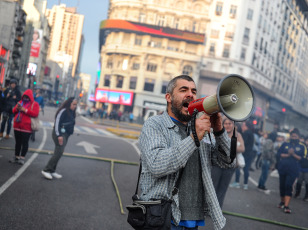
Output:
top-left (294, 136), bottom-right (308, 201)
top-left (211, 117), bottom-right (245, 207)
top-left (257, 132), bottom-right (276, 193)
top-left (0, 79), bottom-right (21, 138)
top-left (277, 128), bottom-right (306, 213)
top-left (0, 85), bottom-right (5, 120)
top-left (138, 75), bottom-right (235, 230)
top-left (10, 89), bottom-right (39, 165)
top-left (230, 120), bottom-right (255, 190)
top-left (30, 88), bottom-right (45, 141)
top-left (41, 97), bottom-right (77, 180)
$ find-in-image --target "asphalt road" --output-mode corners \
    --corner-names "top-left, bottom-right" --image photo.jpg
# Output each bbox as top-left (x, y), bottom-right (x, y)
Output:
top-left (0, 106), bottom-right (307, 230)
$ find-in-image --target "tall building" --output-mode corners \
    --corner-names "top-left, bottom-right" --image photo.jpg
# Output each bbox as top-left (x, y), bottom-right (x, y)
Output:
top-left (45, 4), bottom-right (84, 78)
top-left (22, 0), bottom-right (50, 89)
top-left (199, 0), bottom-right (308, 132)
top-left (99, 0), bottom-right (308, 133)
top-left (99, 0), bottom-right (211, 116)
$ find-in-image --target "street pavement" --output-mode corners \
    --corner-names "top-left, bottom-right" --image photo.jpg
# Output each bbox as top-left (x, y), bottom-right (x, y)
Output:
top-left (0, 106), bottom-right (307, 230)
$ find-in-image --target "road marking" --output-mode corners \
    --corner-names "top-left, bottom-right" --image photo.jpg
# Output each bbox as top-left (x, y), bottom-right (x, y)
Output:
top-left (0, 128), bottom-right (47, 196)
top-left (78, 126), bottom-right (96, 134)
top-left (76, 141), bottom-right (100, 154)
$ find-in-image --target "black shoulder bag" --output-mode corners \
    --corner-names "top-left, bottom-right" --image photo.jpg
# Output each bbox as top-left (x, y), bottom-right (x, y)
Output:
top-left (126, 164), bottom-right (183, 230)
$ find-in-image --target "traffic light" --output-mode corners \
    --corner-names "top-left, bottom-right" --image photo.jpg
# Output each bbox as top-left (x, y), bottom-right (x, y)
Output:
top-left (282, 108), bottom-right (286, 112)
top-left (79, 93), bottom-right (83, 98)
top-left (33, 81), bottom-right (37, 85)
top-left (253, 120), bottom-right (257, 125)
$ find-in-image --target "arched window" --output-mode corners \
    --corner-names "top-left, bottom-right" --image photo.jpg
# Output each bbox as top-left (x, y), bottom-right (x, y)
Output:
top-left (182, 65), bottom-right (193, 75)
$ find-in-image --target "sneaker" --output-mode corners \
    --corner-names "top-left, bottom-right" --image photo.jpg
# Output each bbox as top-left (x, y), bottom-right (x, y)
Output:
top-left (41, 171), bottom-right (53, 180)
top-left (51, 172), bottom-right (62, 179)
top-left (229, 182), bottom-right (240, 189)
top-left (258, 186), bottom-right (270, 194)
top-left (243, 184), bottom-right (248, 190)
top-left (9, 157), bottom-right (18, 163)
top-left (283, 206), bottom-right (291, 214)
top-left (0, 133), bottom-right (3, 138)
top-left (17, 158), bottom-right (25, 165)
top-left (278, 202), bottom-right (285, 209)
top-left (4, 135), bottom-right (9, 139)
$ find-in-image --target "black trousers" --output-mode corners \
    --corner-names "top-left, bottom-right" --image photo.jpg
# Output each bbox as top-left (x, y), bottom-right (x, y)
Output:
top-left (14, 130), bottom-right (32, 157)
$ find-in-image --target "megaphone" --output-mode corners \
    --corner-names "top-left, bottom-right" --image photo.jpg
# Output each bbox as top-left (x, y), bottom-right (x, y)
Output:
top-left (188, 74), bottom-right (255, 121)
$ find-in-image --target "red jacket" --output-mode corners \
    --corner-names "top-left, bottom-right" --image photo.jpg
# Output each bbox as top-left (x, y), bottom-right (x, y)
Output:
top-left (13, 89), bottom-right (39, 133)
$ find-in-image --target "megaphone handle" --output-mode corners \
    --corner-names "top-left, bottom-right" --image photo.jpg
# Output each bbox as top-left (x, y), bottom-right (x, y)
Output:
top-left (230, 126), bottom-right (237, 162)
top-left (191, 109), bottom-right (200, 147)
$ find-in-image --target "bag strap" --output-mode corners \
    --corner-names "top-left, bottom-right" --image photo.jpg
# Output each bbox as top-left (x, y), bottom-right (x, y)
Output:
top-left (132, 162), bottom-right (184, 201)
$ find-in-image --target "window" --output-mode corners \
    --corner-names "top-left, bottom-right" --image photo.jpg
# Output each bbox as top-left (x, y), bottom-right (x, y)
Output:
top-left (210, 29), bottom-right (219, 39)
top-left (139, 13), bottom-right (145, 23)
top-left (222, 44), bottom-right (230, 58)
top-left (116, 75), bottom-right (123, 88)
top-left (247, 9), bottom-right (253, 20)
top-left (148, 41), bottom-right (162, 48)
top-left (174, 18), bottom-right (180, 29)
top-left (132, 63), bottom-right (140, 70)
top-left (104, 75), bottom-right (110, 87)
top-left (107, 59), bottom-right (113, 69)
top-left (182, 65), bottom-right (193, 75)
top-left (161, 81), bottom-right (168, 94)
top-left (243, 28), bottom-right (250, 45)
top-left (135, 36), bottom-right (142, 46)
top-left (225, 24), bottom-right (235, 40)
top-left (147, 63), bottom-right (157, 72)
top-left (129, 77), bottom-right (137, 89)
top-left (157, 15), bottom-right (165, 26)
top-left (192, 22), bottom-right (197, 32)
top-left (240, 48), bottom-right (246, 61)
top-left (215, 2), bottom-right (223, 16)
top-left (229, 5), bottom-right (237, 18)
top-left (144, 78), bottom-right (155, 92)
top-left (209, 42), bottom-right (216, 55)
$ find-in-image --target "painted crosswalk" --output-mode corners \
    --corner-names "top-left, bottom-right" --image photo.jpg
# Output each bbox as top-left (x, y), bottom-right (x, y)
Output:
top-left (40, 121), bottom-right (115, 137)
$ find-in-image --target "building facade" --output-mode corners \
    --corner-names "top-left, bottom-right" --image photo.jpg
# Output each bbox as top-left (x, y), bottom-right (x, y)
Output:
top-left (199, 0), bottom-right (308, 133)
top-left (99, 0), bottom-right (308, 134)
top-left (45, 4), bottom-right (84, 78)
top-left (99, 0), bottom-right (211, 116)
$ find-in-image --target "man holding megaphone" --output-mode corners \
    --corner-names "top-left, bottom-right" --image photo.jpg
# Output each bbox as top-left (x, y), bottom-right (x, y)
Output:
top-left (138, 75), bottom-right (240, 230)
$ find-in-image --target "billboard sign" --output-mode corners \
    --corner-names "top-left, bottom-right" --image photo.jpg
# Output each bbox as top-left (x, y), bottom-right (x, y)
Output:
top-left (30, 29), bottom-right (42, 58)
top-left (26, 63), bottom-right (37, 76)
top-left (95, 88), bottom-right (134, 106)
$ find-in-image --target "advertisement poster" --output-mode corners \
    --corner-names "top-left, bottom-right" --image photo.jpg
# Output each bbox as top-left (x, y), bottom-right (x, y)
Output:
top-left (30, 29), bottom-right (42, 58)
top-left (95, 88), bottom-right (134, 106)
top-left (26, 63), bottom-right (38, 76)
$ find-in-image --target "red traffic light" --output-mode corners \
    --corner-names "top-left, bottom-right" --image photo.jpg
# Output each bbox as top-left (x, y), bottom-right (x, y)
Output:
top-left (282, 108), bottom-right (286, 112)
top-left (253, 120), bottom-right (257, 125)
top-left (56, 75), bottom-right (59, 78)
top-left (79, 93), bottom-right (83, 98)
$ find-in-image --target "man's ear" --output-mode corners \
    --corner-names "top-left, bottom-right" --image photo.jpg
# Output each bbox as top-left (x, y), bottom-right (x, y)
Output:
top-left (165, 93), bottom-right (171, 103)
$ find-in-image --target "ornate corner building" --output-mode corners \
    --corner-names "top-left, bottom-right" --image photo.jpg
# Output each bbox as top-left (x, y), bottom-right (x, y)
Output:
top-left (98, 0), bottom-right (308, 134)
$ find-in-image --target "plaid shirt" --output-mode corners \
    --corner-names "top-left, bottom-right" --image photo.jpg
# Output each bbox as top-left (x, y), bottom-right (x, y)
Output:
top-left (138, 111), bottom-right (235, 230)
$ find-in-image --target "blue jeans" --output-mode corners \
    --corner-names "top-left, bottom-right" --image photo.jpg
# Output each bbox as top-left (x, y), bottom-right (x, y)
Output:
top-left (258, 159), bottom-right (271, 187)
top-left (1, 113), bottom-right (14, 135)
top-left (171, 224), bottom-right (198, 230)
top-left (235, 153), bottom-right (254, 184)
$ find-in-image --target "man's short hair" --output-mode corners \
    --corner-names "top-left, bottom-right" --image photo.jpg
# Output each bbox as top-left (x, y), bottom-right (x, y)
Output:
top-left (166, 75), bottom-right (194, 94)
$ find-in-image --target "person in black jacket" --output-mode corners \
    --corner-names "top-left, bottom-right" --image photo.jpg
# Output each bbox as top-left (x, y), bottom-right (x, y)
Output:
top-left (0, 79), bottom-right (22, 139)
top-left (0, 84), bottom-right (5, 120)
top-left (41, 97), bottom-right (77, 180)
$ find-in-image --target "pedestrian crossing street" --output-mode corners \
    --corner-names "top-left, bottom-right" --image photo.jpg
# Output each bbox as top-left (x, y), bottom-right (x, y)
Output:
top-left (40, 121), bottom-right (114, 137)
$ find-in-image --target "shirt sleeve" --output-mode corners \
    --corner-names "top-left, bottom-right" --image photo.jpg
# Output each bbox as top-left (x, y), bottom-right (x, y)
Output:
top-left (55, 109), bottom-right (66, 136)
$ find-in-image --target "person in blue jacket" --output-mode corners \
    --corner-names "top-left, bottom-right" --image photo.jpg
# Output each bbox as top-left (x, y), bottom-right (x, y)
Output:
top-left (294, 136), bottom-right (308, 201)
top-left (277, 128), bottom-right (306, 213)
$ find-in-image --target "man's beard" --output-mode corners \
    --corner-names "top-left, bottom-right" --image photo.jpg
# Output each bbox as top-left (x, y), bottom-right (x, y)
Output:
top-left (171, 97), bottom-right (192, 123)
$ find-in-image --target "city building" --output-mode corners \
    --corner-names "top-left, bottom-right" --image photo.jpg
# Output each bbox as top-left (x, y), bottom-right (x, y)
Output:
top-left (22, 0), bottom-right (50, 89)
top-left (199, 0), bottom-right (308, 133)
top-left (45, 4), bottom-right (84, 78)
top-left (0, 0), bottom-right (27, 85)
top-left (99, 0), bottom-right (211, 116)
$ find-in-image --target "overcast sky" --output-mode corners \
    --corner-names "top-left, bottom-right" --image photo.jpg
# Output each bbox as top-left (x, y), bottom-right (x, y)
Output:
top-left (47, 0), bottom-right (109, 93)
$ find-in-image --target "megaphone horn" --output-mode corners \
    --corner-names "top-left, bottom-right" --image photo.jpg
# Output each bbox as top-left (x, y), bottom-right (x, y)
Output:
top-left (188, 74), bottom-right (255, 122)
